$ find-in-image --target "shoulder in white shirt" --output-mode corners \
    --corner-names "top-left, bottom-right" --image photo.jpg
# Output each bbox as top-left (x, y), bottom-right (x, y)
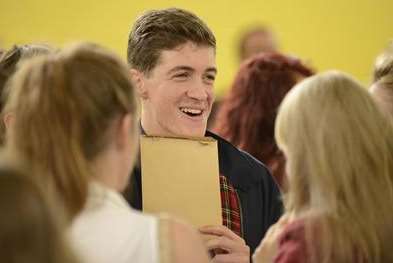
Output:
top-left (70, 181), bottom-right (159, 263)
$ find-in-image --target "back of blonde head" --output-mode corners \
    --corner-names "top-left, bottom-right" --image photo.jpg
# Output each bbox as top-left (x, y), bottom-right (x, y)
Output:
top-left (6, 43), bottom-right (138, 219)
top-left (275, 71), bottom-right (393, 262)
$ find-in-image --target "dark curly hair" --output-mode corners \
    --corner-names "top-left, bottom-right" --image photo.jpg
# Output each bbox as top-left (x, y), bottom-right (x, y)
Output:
top-left (213, 52), bottom-right (314, 188)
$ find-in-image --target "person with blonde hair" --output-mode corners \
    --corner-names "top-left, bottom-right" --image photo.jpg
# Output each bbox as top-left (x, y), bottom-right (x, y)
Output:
top-left (5, 42), bottom-right (209, 263)
top-left (370, 43), bottom-right (393, 120)
top-left (253, 71), bottom-right (393, 263)
top-left (0, 154), bottom-right (79, 263)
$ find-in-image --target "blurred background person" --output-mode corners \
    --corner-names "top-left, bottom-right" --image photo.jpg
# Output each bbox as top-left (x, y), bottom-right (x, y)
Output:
top-left (253, 71), bottom-right (393, 263)
top-left (370, 42), bottom-right (393, 120)
top-left (5, 43), bottom-right (209, 263)
top-left (207, 25), bottom-right (280, 129)
top-left (0, 154), bottom-right (79, 263)
top-left (238, 25), bottom-right (279, 62)
top-left (0, 44), bottom-right (52, 145)
top-left (213, 52), bottom-right (313, 188)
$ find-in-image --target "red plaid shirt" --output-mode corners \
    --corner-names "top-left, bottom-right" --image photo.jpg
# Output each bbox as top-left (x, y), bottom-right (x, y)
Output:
top-left (220, 175), bottom-right (243, 237)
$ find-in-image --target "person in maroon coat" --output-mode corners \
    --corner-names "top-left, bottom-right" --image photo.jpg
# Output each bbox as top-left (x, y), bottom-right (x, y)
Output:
top-left (253, 71), bottom-right (393, 263)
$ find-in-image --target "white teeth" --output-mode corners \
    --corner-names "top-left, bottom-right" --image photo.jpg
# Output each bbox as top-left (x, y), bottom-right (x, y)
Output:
top-left (180, 108), bottom-right (202, 115)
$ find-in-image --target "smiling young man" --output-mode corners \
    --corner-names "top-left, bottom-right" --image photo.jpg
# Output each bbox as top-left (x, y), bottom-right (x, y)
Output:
top-left (126, 8), bottom-right (283, 262)
top-left (133, 41), bottom-right (216, 137)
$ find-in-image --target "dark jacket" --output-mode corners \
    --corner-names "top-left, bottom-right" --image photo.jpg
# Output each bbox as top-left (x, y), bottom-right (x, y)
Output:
top-left (123, 131), bottom-right (283, 254)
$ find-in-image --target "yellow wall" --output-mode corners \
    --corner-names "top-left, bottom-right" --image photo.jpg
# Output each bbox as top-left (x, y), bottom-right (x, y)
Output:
top-left (1, 0), bottom-right (392, 97)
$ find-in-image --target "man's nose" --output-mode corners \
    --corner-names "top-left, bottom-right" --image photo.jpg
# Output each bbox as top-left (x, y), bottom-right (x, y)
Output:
top-left (187, 81), bottom-right (209, 100)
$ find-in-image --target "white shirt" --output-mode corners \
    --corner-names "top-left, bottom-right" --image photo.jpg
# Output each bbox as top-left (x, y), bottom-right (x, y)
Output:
top-left (70, 181), bottom-right (159, 263)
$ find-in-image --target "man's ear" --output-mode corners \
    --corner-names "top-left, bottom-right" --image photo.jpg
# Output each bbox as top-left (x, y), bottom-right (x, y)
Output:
top-left (130, 69), bottom-right (148, 99)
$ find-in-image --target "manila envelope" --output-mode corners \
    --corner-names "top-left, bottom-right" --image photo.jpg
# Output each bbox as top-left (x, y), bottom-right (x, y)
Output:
top-left (140, 135), bottom-right (222, 228)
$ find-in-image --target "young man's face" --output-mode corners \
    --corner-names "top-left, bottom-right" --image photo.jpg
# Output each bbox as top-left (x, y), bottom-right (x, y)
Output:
top-left (138, 41), bottom-right (216, 137)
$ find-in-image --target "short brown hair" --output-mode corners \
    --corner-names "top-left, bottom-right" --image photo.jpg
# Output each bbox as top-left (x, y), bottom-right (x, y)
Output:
top-left (127, 8), bottom-right (216, 74)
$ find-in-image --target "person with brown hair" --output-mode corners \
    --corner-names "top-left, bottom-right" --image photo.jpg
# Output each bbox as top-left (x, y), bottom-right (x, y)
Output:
top-left (127, 8), bottom-right (283, 261)
top-left (213, 53), bottom-right (314, 188)
top-left (370, 43), bottom-right (393, 120)
top-left (0, 44), bottom-right (52, 145)
top-left (238, 26), bottom-right (278, 62)
top-left (0, 154), bottom-right (79, 263)
top-left (253, 71), bottom-right (393, 263)
top-left (5, 42), bottom-right (209, 263)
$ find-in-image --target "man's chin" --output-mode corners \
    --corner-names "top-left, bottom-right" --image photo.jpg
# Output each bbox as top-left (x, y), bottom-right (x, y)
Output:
top-left (175, 125), bottom-right (206, 138)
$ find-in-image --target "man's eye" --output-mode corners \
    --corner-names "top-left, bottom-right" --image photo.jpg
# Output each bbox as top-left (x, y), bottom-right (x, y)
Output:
top-left (173, 72), bottom-right (189, 79)
top-left (204, 74), bottom-right (216, 83)
top-left (206, 74), bottom-right (216, 81)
